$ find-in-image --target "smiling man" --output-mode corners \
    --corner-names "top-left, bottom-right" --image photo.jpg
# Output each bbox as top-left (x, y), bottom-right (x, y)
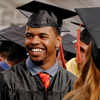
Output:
top-left (25, 26), bottom-right (60, 70)
top-left (0, 1), bottom-right (77, 100)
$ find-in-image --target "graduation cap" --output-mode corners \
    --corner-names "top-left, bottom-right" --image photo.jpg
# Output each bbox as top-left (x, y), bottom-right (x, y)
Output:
top-left (0, 26), bottom-right (26, 47)
top-left (0, 26), bottom-right (28, 60)
top-left (16, 1), bottom-right (77, 33)
top-left (75, 7), bottom-right (100, 71)
top-left (62, 34), bottom-right (76, 61)
top-left (0, 25), bottom-right (19, 34)
top-left (0, 25), bottom-right (20, 53)
top-left (62, 34), bottom-right (76, 54)
top-left (18, 10), bottom-right (70, 32)
top-left (0, 25), bottom-right (20, 42)
top-left (70, 21), bottom-right (91, 45)
top-left (0, 36), bottom-right (8, 42)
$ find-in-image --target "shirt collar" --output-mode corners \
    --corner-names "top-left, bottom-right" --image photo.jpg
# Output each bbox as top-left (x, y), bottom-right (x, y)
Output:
top-left (26, 56), bottom-right (58, 77)
top-left (0, 61), bottom-right (10, 70)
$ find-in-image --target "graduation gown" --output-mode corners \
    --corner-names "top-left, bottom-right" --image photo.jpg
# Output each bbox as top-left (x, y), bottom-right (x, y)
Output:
top-left (0, 67), bottom-right (4, 72)
top-left (0, 61), bottom-right (76, 100)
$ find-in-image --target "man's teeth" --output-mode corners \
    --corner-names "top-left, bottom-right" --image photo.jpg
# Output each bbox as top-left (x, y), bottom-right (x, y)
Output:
top-left (32, 49), bottom-right (43, 52)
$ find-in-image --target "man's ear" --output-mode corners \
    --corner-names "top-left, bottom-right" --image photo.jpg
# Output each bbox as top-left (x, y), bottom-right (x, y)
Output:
top-left (55, 35), bottom-right (62, 48)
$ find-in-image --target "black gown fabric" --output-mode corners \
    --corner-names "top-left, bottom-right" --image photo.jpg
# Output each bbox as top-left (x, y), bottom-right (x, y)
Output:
top-left (0, 61), bottom-right (76, 100)
top-left (0, 67), bottom-right (4, 72)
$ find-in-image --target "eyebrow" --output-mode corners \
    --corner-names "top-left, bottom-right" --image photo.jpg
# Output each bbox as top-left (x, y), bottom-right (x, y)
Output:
top-left (25, 32), bottom-right (33, 35)
top-left (39, 33), bottom-right (49, 36)
top-left (26, 32), bottom-right (49, 35)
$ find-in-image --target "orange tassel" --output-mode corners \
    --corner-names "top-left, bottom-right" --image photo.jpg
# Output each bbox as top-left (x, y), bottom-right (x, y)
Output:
top-left (57, 43), bottom-right (66, 69)
top-left (60, 43), bottom-right (66, 69)
top-left (77, 23), bottom-right (83, 64)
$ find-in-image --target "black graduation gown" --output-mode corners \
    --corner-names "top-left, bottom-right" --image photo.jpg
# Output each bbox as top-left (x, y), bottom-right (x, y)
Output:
top-left (0, 61), bottom-right (76, 100)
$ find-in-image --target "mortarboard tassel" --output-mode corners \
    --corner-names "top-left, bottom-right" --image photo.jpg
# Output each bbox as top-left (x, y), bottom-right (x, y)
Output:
top-left (76, 23), bottom-right (83, 64)
top-left (57, 43), bottom-right (66, 69)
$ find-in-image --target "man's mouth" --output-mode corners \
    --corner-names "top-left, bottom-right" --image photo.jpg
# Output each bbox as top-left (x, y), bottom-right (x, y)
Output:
top-left (32, 49), bottom-right (43, 52)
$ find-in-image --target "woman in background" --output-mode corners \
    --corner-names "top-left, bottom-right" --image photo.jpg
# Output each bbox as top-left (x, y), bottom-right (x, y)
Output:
top-left (63, 7), bottom-right (100, 100)
top-left (63, 43), bottom-right (100, 100)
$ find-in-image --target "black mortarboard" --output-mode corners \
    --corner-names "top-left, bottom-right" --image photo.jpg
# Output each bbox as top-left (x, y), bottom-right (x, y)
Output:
top-left (62, 34), bottom-right (76, 61)
top-left (62, 34), bottom-right (76, 54)
top-left (70, 21), bottom-right (91, 45)
top-left (61, 25), bottom-right (70, 32)
top-left (16, 1), bottom-right (77, 33)
top-left (0, 25), bottom-right (19, 34)
top-left (0, 25), bottom-right (20, 42)
top-left (0, 25), bottom-right (20, 53)
top-left (75, 7), bottom-right (100, 71)
top-left (18, 10), bottom-right (70, 32)
top-left (0, 26), bottom-right (28, 60)
top-left (0, 26), bottom-right (26, 47)
top-left (0, 36), bottom-right (8, 42)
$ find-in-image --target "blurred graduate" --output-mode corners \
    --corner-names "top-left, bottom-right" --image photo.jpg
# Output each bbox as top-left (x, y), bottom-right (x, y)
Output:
top-left (66, 21), bottom-right (92, 77)
top-left (63, 7), bottom-right (100, 100)
top-left (0, 25), bottom-right (19, 63)
top-left (0, 26), bottom-right (28, 72)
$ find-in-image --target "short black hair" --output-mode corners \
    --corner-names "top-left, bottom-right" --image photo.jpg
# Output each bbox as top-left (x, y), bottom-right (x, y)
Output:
top-left (52, 27), bottom-right (60, 36)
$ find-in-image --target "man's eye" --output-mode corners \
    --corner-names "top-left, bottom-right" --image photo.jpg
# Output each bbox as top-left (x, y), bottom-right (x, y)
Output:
top-left (40, 36), bottom-right (47, 38)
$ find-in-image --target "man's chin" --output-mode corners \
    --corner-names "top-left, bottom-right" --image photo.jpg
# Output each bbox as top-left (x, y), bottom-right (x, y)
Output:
top-left (32, 60), bottom-right (43, 66)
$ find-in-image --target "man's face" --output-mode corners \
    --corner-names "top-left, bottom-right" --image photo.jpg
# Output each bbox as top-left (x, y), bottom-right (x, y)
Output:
top-left (25, 26), bottom-right (62, 65)
top-left (75, 41), bottom-right (89, 69)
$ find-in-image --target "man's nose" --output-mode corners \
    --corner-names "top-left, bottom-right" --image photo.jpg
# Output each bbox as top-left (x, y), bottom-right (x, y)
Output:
top-left (31, 36), bottom-right (40, 44)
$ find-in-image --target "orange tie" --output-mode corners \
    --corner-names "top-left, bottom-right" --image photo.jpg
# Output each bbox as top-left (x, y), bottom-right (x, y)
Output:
top-left (38, 72), bottom-right (50, 92)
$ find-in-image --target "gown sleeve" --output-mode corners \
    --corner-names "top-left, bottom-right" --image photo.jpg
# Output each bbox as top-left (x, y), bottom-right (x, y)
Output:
top-left (0, 73), bottom-right (8, 100)
top-left (0, 66), bottom-right (4, 72)
top-left (0, 73), bottom-right (4, 91)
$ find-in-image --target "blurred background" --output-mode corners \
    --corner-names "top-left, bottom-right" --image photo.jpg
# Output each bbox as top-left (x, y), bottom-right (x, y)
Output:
top-left (0, 0), bottom-right (100, 37)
